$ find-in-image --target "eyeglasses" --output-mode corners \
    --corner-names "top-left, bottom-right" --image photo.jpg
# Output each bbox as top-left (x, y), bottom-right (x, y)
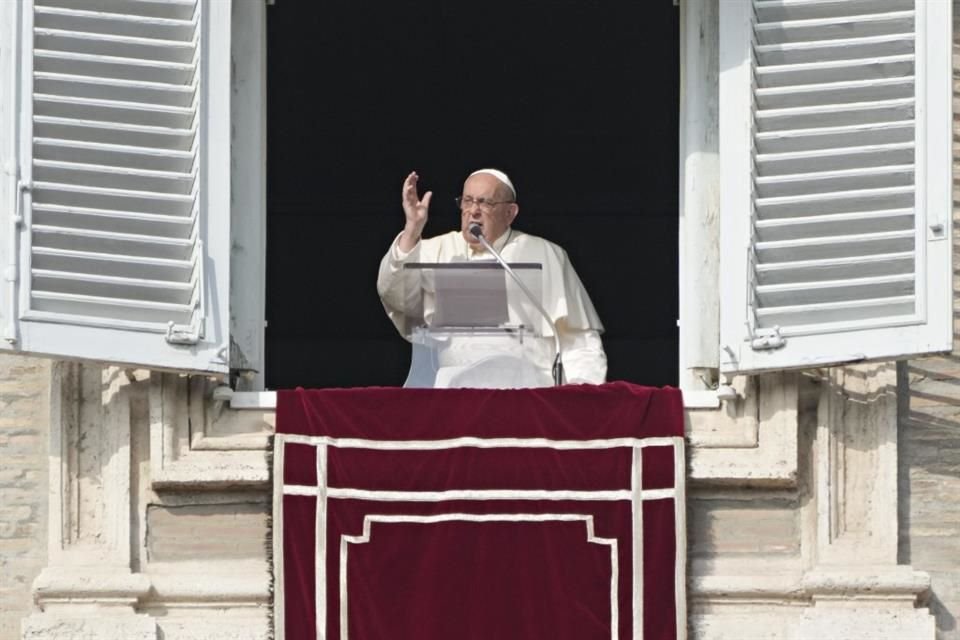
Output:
top-left (455, 196), bottom-right (514, 212)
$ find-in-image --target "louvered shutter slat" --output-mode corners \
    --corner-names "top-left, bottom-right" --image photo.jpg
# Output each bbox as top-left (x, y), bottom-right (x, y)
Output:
top-left (754, 10), bottom-right (915, 44)
top-left (757, 273), bottom-right (914, 305)
top-left (756, 100), bottom-right (915, 132)
top-left (35, 73), bottom-right (195, 107)
top-left (26, 0), bottom-right (204, 336)
top-left (35, 161), bottom-right (194, 195)
top-left (756, 34), bottom-right (915, 65)
top-left (756, 251), bottom-right (915, 285)
top-left (32, 203), bottom-right (193, 236)
top-left (34, 138), bottom-right (194, 172)
top-left (33, 269), bottom-right (193, 304)
top-left (756, 165), bottom-right (914, 196)
top-left (758, 57), bottom-right (915, 90)
top-left (720, 0), bottom-right (951, 371)
top-left (34, 160), bottom-right (195, 194)
top-left (42, 0), bottom-right (197, 20)
top-left (34, 117), bottom-right (194, 149)
top-left (756, 209), bottom-right (914, 241)
top-left (757, 143), bottom-right (915, 174)
top-left (34, 50), bottom-right (196, 84)
top-left (35, 28), bottom-right (197, 62)
top-left (756, 121), bottom-right (914, 153)
top-left (31, 290), bottom-right (193, 324)
top-left (754, 0), bottom-right (910, 22)
top-left (33, 225), bottom-right (194, 260)
top-left (35, 95), bottom-right (195, 129)
top-left (32, 182), bottom-right (193, 215)
top-left (34, 7), bottom-right (197, 41)
top-left (756, 229), bottom-right (914, 261)
top-left (32, 247), bottom-right (193, 282)
top-left (755, 296), bottom-right (916, 328)
top-left (758, 78), bottom-right (915, 110)
top-left (756, 186), bottom-right (914, 218)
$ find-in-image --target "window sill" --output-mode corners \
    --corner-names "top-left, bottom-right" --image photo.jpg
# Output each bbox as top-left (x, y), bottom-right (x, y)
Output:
top-left (227, 389), bottom-right (722, 410)
top-left (228, 391), bottom-right (277, 409)
top-left (221, 376), bottom-right (799, 488)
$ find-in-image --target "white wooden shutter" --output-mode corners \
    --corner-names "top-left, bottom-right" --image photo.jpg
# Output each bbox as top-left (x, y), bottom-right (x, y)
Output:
top-left (0, 0), bottom-right (232, 373)
top-left (719, 0), bottom-right (952, 374)
top-left (0, 3), bottom-right (18, 352)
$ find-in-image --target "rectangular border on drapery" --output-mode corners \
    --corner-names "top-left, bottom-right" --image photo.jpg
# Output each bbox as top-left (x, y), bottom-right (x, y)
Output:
top-left (273, 383), bottom-right (686, 640)
top-left (274, 435), bottom-right (686, 640)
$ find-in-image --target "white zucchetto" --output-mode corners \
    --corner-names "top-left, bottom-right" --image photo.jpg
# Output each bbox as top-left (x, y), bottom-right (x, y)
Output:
top-left (468, 168), bottom-right (516, 199)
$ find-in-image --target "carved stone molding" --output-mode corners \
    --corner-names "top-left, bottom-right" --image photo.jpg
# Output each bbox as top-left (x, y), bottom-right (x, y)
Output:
top-left (809, 364), bottom-right (901, 566)
top-left (23, 363), bottom-right (157, 639)
top-left (689, 364), bottom-right (936, 638)
top-left (141, 559), bottom-right (271, 638)
top-left (691, 567), bottom-right (934, 640)
top-left (796, 364), bottom-right (934, 638)
top-left (688, 372), bottom-right (800, 486)
top-left (149, 374), bottom-right (272, 489)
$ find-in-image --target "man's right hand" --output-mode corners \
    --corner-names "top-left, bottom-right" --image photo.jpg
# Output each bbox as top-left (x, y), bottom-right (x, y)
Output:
top-left (399, 171), bottom-right (432, 253)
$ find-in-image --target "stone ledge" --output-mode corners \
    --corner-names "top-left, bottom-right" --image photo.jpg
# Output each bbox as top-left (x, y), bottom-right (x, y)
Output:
top-left (793, 608), bottom-right (936, 640)
top-left (32, 567), bottom-right (150, 603)
top-left (150, 450), bottom-right (270, 490)
top-left (692, 574), bottom-right (806, 603)
top-left (802, 566), bottom-right (931, 599)
top-left (153, 619), bottom-right (269, 640)
top-left (22, 614), bottom-right (157, 640)
top-left (692, 566), bottom-right (931, 604)
top-left (145, 561), bottom-right (270, 604)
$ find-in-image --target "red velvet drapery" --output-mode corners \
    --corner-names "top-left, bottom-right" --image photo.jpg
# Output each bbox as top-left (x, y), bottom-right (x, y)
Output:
top-left (275, 382), bottom-right (685, 640)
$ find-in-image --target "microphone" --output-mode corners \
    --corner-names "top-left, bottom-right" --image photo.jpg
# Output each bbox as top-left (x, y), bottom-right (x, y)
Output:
top-left (468, 225), bottom-right (564, 386)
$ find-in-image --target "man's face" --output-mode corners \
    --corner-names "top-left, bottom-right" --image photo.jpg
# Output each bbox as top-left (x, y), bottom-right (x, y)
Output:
top-left (459, 173), bottom-right (519, 247)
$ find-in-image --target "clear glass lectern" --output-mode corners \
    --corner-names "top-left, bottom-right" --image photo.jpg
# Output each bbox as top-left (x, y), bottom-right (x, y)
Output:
top-left (401, 262), bottom-right (552, 389)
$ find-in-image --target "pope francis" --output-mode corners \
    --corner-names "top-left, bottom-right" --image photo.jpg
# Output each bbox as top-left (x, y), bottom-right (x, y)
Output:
top-left (377, 169), bottom-right (607, 386)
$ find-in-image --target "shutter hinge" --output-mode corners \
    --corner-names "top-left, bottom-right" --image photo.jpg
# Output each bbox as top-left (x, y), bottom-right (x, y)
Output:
top-left (165, 319), bottom-right (201, 345)
top-left (4, 180), bottom-right (30, 345)
top-left (929, 222), bottom-right (947, 241)
top-left (750, 325), bottom-right (786, 351)
top-left (13, 179), bottom-right (28, 227)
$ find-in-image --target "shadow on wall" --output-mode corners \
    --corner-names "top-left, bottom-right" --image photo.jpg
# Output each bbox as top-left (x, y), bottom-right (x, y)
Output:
top-left (897, 294), bottom-right (960, 637)
top-left (896, 41), bottom-right (960, 632)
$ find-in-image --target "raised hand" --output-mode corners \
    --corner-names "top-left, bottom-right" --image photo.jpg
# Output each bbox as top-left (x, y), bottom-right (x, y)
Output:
top-left (399, 171), bottom-right (432, 252)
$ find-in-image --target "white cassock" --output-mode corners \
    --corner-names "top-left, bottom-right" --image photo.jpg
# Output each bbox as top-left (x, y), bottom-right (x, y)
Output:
top-left (377, 228), bottom-right (607, 386)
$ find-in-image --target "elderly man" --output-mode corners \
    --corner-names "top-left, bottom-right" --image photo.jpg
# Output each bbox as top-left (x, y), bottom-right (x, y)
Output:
top-left (377, 169), bottom-right (607, 385)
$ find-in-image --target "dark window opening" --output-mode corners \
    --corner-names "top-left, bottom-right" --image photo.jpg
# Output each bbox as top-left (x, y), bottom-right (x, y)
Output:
top-left (265, 1), bottom-right (679, 389)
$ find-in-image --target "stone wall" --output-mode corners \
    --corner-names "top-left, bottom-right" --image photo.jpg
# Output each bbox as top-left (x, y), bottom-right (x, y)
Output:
top-left (897, 4), bottom-right (960, 639)
top-left (900, 355), bottom-right (960, 639)
top-left (16, 366), bottom-right (272, 640)
top-left (0, 355), bottom-right (49, 640)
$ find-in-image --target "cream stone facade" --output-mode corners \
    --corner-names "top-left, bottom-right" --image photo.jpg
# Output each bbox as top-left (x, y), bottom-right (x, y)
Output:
top-left (9, 366), bottom-right (272, 640)
top-left (2, 357), bottom-right (954, 638)
top-left (1, 0), bottom-right (959, 639)
top-left (0, 357), bottom-right (48, 639)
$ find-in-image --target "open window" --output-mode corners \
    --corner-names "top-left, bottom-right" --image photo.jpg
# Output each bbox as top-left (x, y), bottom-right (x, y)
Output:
top-left (262, 0), bottom-right (680, 389)
top-left (2, 0), bottom-right (952, 389)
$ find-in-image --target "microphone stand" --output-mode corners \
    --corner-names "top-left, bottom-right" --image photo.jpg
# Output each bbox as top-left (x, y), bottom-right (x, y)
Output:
top-left (469, 225), bottom-right (564, 386)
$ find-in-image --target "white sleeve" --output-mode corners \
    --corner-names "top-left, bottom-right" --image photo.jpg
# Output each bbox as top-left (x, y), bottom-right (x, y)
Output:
top-left (376, 234), bottom-right (422, 338)
top-left (558, 328), bottom-right (607, 384)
